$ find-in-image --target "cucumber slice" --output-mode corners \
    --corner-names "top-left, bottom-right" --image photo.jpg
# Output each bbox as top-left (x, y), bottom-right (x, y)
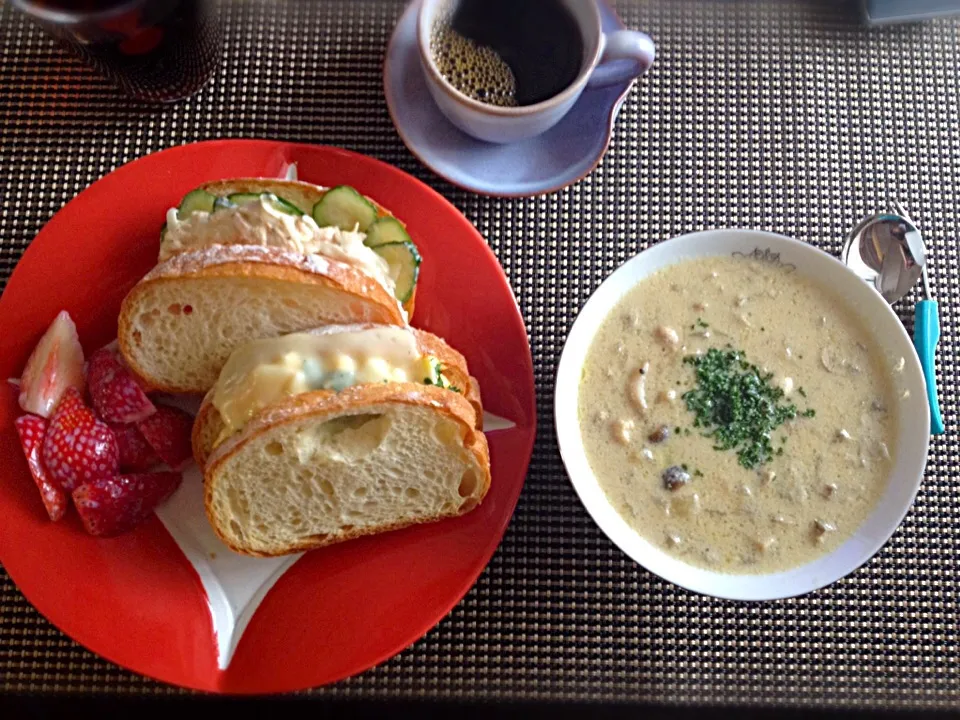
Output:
top-left (226, 192), bottom-right (304, 216)
top-left (270, 195), bottom-right (303, 215)
top-left (213, 196), bottom-right (237, 212)
top-left (226, 192), bottom-right (262, 205)
top-left (270, 195), bottom-right (305, 216)
top-left (373, 241), bottom-right (421, 304)
top-left (177, 189), bottom-right (216, 217)
top-left (364, 217), bottom-right (411, 248)
top-left (312, 186), bottom-right (377, 232)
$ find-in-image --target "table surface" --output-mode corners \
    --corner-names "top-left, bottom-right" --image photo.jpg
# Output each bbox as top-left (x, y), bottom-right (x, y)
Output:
top-left (1, 0), bottom-right (959, 709)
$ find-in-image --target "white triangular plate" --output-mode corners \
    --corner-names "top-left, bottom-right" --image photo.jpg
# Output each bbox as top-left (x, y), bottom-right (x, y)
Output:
top-left (155, 408), bottom-right (514, 668)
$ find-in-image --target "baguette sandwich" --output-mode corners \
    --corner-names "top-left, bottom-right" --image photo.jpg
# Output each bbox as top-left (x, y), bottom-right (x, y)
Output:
top-left (119, 179), bottom-right (421, 394)
top-left (194, 324), bottom-right (490, 557)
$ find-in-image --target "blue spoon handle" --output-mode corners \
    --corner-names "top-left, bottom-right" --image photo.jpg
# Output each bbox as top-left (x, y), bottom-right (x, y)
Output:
top-left (914, 299), bottom-right (945, 435)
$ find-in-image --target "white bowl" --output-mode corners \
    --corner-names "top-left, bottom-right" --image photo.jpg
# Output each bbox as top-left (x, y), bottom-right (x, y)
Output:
top-left (555, 229), bottom-right (930, 601)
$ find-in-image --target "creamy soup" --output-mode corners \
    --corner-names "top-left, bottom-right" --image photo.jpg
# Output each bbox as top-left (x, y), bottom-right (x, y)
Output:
top-left (578, 255), bottom-right (900, 574)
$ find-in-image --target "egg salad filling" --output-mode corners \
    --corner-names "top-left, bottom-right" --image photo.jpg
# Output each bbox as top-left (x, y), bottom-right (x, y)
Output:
top-left (211, 326), bottom-right (458, 440)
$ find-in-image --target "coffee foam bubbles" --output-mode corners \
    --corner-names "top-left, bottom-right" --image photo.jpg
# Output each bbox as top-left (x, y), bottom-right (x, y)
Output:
top-left (430, 25), bottom-right (518, 108)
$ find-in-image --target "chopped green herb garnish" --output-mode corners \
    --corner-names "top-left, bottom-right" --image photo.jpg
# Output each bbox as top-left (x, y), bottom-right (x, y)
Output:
top-left (797, 387), bottom-right (807, 398)
top-left (682, 347), bottom-right (817, 469)
top-left (674, 426), bottom-right (681, 434)
top-left (681, 463), bottom-right (689, 471)
top-left (423, 357), bottom-right (461, 393)
top-left (694, 469), bottom-right (704, 477)
top-left (802, 408), bottom-right (816, 418)
top-left (696, 318), bottom-right (709, 328)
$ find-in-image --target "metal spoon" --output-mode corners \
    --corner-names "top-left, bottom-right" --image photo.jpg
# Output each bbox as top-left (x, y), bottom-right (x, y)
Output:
top-left (842, 204), bottom-right (944, 434)
top-left (842, 210), bottom-right (923, 303)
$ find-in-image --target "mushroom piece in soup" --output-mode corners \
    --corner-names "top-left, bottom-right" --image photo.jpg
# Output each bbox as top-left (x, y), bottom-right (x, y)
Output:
top-left (577, 256), bottom-right (897, 574)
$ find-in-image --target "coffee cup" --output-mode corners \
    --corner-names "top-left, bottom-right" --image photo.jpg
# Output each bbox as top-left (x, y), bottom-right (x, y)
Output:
top-left (417, 0), bottom-right (655, 144)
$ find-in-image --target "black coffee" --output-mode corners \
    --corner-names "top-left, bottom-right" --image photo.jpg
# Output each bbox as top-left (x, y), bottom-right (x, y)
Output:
top-left (431, 0), bottom-right (584, 107)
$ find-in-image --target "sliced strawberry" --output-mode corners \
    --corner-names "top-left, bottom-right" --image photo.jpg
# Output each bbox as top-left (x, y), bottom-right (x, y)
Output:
top-left (110, 422), bottom-right (160, 472)
top-left (14, 415), bottom-right (68, 521)
top-left (43, 388), bottom-right (119, 492)
top-left (87, 347), bottom-right (156, 424)
top-left (137, 405), bottom-right (193, 470)
top-left (72, 471), bottom-right (182, 537)
top-left (18, 310), bottom-right (85, 418)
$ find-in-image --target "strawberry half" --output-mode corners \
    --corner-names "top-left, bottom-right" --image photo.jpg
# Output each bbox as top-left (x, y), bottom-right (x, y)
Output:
top-left (110, 422), bottom-right (160, 472)
top-left (18, 310), bottom-right (85, 418)
top-left (53, 385), bottom-right (85, 415)
top-left (137, 405), bottom-right (193, 470)
top-left (73, 472), bottom-right (182, 537)
top-left (14, 415), bottom-right (68, 521)
top-left (87, 347), bottom-right (156, 424)
top-left (43, 388), bottom-right (119, 492)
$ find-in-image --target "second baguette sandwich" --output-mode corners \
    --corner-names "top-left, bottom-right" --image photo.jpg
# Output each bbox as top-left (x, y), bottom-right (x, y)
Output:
top-left (194, 324), bottom-right (490, 556)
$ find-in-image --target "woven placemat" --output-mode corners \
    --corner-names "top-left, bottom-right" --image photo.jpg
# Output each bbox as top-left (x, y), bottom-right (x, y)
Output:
top-left (1, 0), bottom-right (958, 708)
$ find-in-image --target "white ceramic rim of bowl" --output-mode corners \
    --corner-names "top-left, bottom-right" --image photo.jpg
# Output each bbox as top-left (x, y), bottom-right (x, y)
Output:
top-left (416, 0), bottom-right (604, 117)
top-left (555, 229), bottom-right (931, 601)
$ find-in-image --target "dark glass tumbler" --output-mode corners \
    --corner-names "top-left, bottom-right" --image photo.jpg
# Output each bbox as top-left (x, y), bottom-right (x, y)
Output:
top-left (12, 0), bottom-right (222, 102)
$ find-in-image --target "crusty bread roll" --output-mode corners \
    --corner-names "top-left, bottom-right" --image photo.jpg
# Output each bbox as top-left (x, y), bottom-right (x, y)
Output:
top-left (191, 325), bottom-right (483, 466)
top-left (203, 384), bottom-right (490, 557)
top-left (118, 246), bottom-right (407, 394)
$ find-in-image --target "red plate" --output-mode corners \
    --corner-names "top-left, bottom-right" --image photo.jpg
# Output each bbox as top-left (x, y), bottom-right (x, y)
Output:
top-left (0, 140), bottom-right (536, 693)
